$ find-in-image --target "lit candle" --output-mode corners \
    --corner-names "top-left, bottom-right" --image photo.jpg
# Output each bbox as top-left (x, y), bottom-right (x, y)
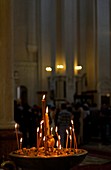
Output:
top-left (69, 126), bottom-right (72, 136)
top-left (51, 127), bottom-right (53, 135)
top-left (56, 140), bottom-right (59, 148)
top-left (15, 123), bottom-right (19, 149)
top-left (37, 127), bottom-right (39, 149)
top-left (55, 126), bottom-right (58, 136)
top-left (71, 119), bottom-right (74, 127)
top-left (72, 128), bottom-right (77, 152)
top-left (42, 95), bottom-right (45, 120)
top-left (43, 136), bottom-right (45, 147)
top-left (45, 107), bottom-right (50, 135)
top-left (40, 120), bottom-right (44, 134)
top-left (39, 132), bottom-right (42, 147)
top-left (70, 135), bottom-right (72, 150)
top-left (66, 129), bottom-right (69, 149)
top-left (20, 137), bottom-right (23, 149)
top-left (59, 144), bottom-right (61, 150)
top-left (58, 135), bottom-right (61, 148)
top-left (17, 86), bottom-right (20, 99)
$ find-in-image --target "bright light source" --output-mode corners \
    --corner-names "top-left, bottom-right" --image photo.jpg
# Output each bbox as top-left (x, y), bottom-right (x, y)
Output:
top-left (75, 66), bottom-right (82, 70)
top-left (45, 67), bottom-right (52, 72)
top-left (57, 65), bottom-right (64, 69)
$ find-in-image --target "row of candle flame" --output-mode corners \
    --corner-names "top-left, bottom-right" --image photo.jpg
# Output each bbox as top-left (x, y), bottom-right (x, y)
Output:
top-left (15, 119), bottom-right (77, 151)
top-left (15, 95), bottom-right (77, 152)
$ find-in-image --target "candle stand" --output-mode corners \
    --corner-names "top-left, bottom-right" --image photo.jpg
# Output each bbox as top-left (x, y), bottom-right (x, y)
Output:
top-left (1, 97), bottom-right (88, 170)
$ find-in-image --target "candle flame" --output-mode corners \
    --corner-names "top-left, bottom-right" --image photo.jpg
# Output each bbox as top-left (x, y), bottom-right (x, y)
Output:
top-left (71, 120), bottom-right (73, 125)
top-left (69, 126), bottom-right (72, 130)
top-left (40, 120), bottom-right (44, 124)
top-left (20, 137), bottom-right (22, 143)
top-left (56, 140), bottom-right (58, 147)
top-left (15, 123), bottom-right (17, 129)
top-left (55, 126), bottom-right (58, 133)
top-left (37, 127), bottom-right (39, 133)
top-left (58, 135), bottom-right (61, 140)
top-left (46, 106), bottom-right (48, 113)
top-left (43, 136), bottom-right (45, 141)
top-left (51, 127), bottom-right (53, 132)
top-left (40, 132), bottom-right (42, 138)
top-left (66, 129), bottom-right (69, 134)
top-left (42, 95), bottom-right (45, 100)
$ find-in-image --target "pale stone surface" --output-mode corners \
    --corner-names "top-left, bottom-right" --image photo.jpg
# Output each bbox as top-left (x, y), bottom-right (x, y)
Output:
top-left (0, 0), bottom-right (14, 129)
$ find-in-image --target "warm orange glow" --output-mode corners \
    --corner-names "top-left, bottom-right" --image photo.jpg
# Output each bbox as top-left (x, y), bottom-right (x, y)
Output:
top-left (45, 67), bottom-right (52, 72)
top-left (75, 65), bottom-right (82, 71)
top-left (37, 127), bottom-right (39, 133)
top-left (20, 137), bottom-right (22, 143)
top-left (55, 126), bottom-right (58, 133)
top-left (42, 95), bottom-right (45, 100)
top-left (71, 120), bottom-right (74, 125)
top-left (46, 106), bottom-right (48, 113)
top-left (57, 65), bottom-right (64, 69)
top-left (15, 123), bottom-right (17, 129)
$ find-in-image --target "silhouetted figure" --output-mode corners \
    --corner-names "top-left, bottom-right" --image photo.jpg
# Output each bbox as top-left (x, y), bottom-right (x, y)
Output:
top-left (14, 99), bottom-right (32, 148)
top-left (73, 102), bottom-right (83, 145)
top-left (100, 103), bottom-right (111, 145)
top-left (83, 103), bottom-right (91, 144)
top-left (57, 103), bottom-right (72, 147)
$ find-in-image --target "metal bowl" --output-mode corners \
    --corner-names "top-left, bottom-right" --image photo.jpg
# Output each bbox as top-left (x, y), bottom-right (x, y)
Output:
top-left (8, 149), bottom-right (88, 170)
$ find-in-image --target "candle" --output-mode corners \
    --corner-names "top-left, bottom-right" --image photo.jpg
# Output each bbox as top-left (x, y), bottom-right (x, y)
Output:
top-left (66, 129), bottom-right (69, 149)
top-left (43, 136), bottom-right (45, 147)
top-left (39, 132), bottom-right (42, 147)
top-left (20, 137), bottom-right (23, 149)
top-left (42, 95), bottom-right (45, 120)
top-left (51, 127), bottom-right (53, 135)
top-left (45, 107), bottom-right (50, 135)
top-left (55, 126), bottom-right (58, 136)
top-left (40, 120), bottom-right (44, 134)
top-left (70, 135), bottom-right (72, 150)
top-left (58, 135), bottom-right (61, 148)
top-left (69, 126), bottom-right (72, 136)
top-left (15, 123), bottom-right (19, 149)
top-left (72, 128), bottom-right (77, 152)
top-left (59, 144), bottom-right (61, 150)
top-left (17, 86), bottom-right (20, 99)
top-left (37, 127), bottom-right (39, 149)
top-left (71, 119), bottom-right (74, 127)
top-left (42, 95), bottom-right (46, 135)
top-left (56, 140), bottom-right (59, 148)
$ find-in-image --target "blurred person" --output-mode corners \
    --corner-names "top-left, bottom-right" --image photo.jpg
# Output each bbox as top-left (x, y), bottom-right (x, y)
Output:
top-left (57, 103), bottom-right (72, 147)
top-left (73, 102), bottom-right (83, 145)
top-left (100, 103), bottom-right (111, 145)
top-left (83, 103), bottom-right (91, 144)
top-left (14, 99), bottom-right (32, 148)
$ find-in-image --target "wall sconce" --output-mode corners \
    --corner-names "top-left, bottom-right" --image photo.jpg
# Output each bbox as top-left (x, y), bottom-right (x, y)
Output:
top-left (45, 67), bottom-right (52, 72)
top-left (75, 65), bottom-right (82, 71)
top-left (57, 65), bottom-right (64, 69)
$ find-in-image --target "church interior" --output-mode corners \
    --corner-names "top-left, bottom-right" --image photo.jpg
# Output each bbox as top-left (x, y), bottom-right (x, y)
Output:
top-left (0, 0), bottom-right (111, 169)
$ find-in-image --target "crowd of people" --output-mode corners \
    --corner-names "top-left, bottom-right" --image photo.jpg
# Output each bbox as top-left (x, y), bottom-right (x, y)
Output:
top-left (14, 99), bottom-right (111, 148)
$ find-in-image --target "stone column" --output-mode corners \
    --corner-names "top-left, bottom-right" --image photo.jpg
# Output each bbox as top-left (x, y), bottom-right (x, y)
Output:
top-left (63, 0), bottom-right (77, 102)
top-left (49, 0), bottom-right (56, 101)
top-left (0, 0), bottom-right (17, 160)
top-left (0, 0), bottom-right (14, 129)
top-left (97, 0), bottom-right (110, 107)
top-left (27, 0), bottom-right (37, 61)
